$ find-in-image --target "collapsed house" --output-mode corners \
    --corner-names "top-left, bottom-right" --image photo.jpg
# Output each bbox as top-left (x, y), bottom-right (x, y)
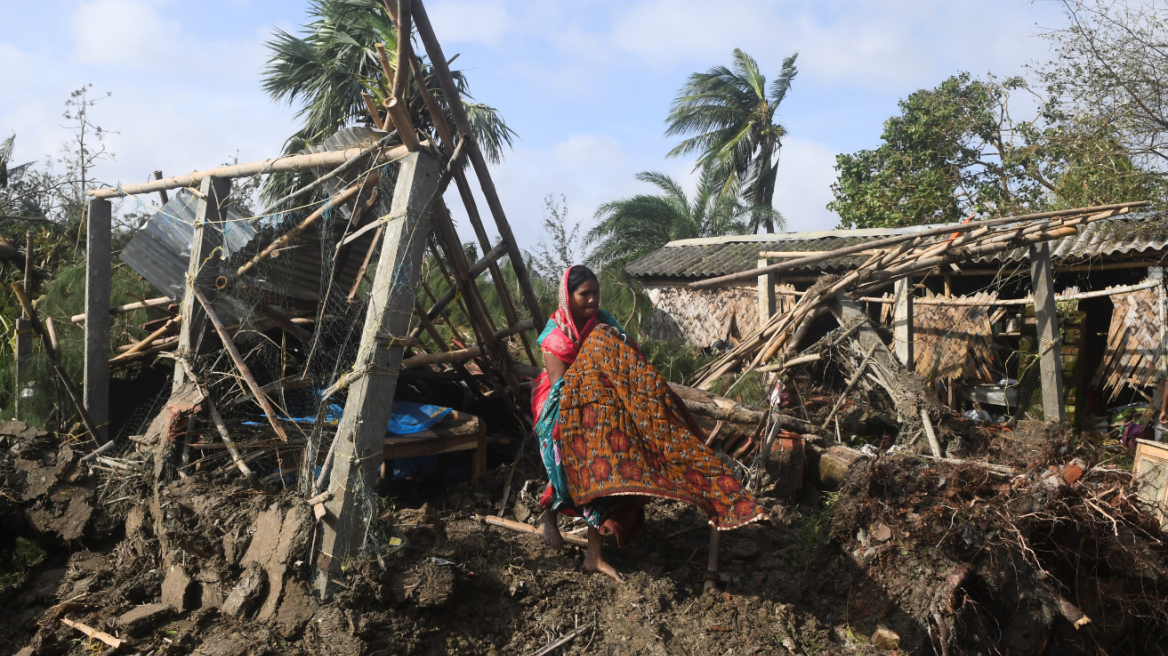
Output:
top-left (4, 2), bottom-right (1168, 652)
top-left (629, 214), bottom-right (1168, 427)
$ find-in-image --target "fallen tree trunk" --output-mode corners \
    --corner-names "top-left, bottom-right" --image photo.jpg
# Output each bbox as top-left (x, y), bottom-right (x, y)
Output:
top-left (668, 382), bottom-right (825, 435)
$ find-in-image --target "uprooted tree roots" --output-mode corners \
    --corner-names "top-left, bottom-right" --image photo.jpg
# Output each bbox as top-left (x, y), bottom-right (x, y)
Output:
top-left (829, 431), bottom-right (1168, 655)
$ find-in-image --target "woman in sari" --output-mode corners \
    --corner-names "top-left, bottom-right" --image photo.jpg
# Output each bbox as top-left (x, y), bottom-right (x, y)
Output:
top-left (532, 265), bottom-right (768, 581)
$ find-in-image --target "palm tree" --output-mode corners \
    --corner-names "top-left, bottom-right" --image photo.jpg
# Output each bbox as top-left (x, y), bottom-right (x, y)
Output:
top-left (666, 49), bottom-right (798, 233)
top-left (585, 164), bottom-right (751, 270)
top-left (261, 0), bottom-right (516, 199)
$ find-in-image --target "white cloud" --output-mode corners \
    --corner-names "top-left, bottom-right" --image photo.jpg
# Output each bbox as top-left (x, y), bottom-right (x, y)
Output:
top-left (772, 137), bottom-right (840, 232)
top-left (71, 0), bottom-right (185, 70)
top-left (0, 43), bottom-right (39, 87)
top-left (69, 0), bottom-right (269, 81)
top-left (426, 0), bottom-right (515, 47)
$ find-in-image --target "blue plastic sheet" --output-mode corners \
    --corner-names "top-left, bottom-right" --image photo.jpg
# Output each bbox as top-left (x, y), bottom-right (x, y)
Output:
top-left (244, 398), bottom-right (451, 435)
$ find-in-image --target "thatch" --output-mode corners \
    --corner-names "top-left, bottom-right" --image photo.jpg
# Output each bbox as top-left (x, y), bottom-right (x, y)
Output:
top-left (643, 284), bottom-right (796, 347)
top-left (1092, 281), bottom-right (1164, 401)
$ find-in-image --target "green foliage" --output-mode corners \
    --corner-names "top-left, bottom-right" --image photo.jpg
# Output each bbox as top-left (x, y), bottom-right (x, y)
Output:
top-left (0, 261), bottom-right (164, 429)
top-left (829, 72), bottom-right (1166, 229)
top-left (0, 537), bottom-right (46, 592)
top-left (261, 0), bottom-right (516, 201)
top-left (585, 164), bottom-right (750, 271)
top-left (666, 48), bottom-right (798, 233)
top-left (1037, 0), bottom-right (1168, 173)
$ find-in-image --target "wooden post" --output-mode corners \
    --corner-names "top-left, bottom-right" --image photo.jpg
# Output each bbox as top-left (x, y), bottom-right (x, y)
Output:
top-left (153, 170), bottom-right (168, 205)
top-left (893, 276), bottom-right (913, 370)
top-left (412, 0), bottom-right (546, 327)
top-left (1030, 242), bottom-right (1066, 423)
top-left (315, 152), bottom-right (440, 596)
top-left (757, 257), bottom-right (776, 326)
top-left (703, 527), bottom-right (720, 593)
top-left (172, 176), bottom-right (231, 392)
top-left (13, 317), bottom-right (31, 418)
top-left (15, 232), bottom-right (33, 416)
top-left (1150, 267), bottom-right (1166, 437)
top-left (84, 199), bottom-right (112, 442)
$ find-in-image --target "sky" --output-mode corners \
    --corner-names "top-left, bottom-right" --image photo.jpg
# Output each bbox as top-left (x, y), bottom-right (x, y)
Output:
top-left (0, 0), bottom-right (1069, 251)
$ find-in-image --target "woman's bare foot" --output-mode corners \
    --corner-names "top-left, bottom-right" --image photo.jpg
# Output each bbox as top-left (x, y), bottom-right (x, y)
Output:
top-left (537, 508), bottom-right (564, 549)
top-left (583, 527), bottom-right (623, 582)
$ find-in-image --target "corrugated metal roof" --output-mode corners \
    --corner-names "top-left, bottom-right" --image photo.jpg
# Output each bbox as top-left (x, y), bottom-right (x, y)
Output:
top-left (625, 213), bottom-right (1168, 280)
top-left (121, 188), bottom-right (256, 303)
top-left (121, 127), bottom-right (398, 312)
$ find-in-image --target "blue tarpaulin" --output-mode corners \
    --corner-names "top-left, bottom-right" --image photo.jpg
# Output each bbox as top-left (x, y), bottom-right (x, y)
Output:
top-left (245, 398), bottom-right (451, 435)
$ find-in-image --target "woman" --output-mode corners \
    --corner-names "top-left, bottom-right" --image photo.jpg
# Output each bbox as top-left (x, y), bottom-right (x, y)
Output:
top-left (532, 265), bottom-right (767, 582)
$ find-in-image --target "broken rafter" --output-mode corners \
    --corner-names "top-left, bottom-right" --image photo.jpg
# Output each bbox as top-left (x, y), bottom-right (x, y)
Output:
top-left (236, 174), bottom-right (378, 280)
top-left (191, 287), bottom-right (290, 442)
top-left (88, 143), bottom-right (411, 200)
top-left (70, 296), bottom-right (171, 324)
top-left (691, 202), bottom-right (1148, 289)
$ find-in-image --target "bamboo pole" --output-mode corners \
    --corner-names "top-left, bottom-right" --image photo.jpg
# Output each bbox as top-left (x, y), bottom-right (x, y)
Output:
top-left (121, 319), bottom-right (177, 357)
top-left (403, 48), bottom-right (537, 364)
top-left (191, 287), bottom-right (290, 442)
top-left (236, 178), bottom-right (374, 279)
top-left (384, 98), bottom-right (420, 152)
top-left (393, 0), bottom-right (412, 101)
top-left (179, 360), bottom-right (257, 480)
top-left (857, 279), bottom-right (1164, 306)
top-left (88, 144), bottom-right (410, 200)
top-left (71, 296), bottom-right (171, 324)
top-left (12, 283), bottom-right (104, 446)
top-left (259, 304), bottom-right (314, 344)
top-left (690, 202), bottom-right (1147, 289)
top-left (409, 240), bottom-right (510, 335)
top-left (361, 92), bottom-right (386, 130)
top-left (412, 0), bottom-right (547, 327)
top-left (400, 318), bottom-right (535, 369)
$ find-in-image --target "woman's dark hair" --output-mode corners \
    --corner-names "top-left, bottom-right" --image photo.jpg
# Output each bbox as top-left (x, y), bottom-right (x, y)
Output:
top-left (566, 265), bottom-right (599, 293)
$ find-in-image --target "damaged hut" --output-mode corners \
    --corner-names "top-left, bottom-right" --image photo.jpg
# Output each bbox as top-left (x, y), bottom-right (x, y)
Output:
top-left (628, 214), bottom-right (1168, 427)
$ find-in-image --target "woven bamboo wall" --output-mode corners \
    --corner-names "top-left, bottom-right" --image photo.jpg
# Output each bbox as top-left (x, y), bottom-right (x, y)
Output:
top-left (643, 284), bottom-right (795, 347)
top-left (1092, 284), bottom-right (1165, 401)
top-left (911, 291), bottom-right (1001, 383)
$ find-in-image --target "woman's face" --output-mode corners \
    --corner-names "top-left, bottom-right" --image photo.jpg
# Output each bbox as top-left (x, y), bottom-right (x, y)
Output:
top-left (568, 278), bottom-right (600, 322)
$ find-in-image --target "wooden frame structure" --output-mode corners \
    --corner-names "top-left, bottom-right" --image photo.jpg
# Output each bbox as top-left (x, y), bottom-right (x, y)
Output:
top-left (80, 0), bottom-right (548, 598)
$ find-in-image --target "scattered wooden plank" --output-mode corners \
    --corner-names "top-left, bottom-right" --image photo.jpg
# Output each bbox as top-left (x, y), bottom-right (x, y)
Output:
top-left (60, 618), bottom-right (123, 650)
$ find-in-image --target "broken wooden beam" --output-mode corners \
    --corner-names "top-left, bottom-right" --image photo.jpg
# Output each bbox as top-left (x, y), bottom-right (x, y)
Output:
top-left (88, 143), bottom-right (411, 199)
top-left (668, 382), bottom-right (825, 435)
top-left (70, 296), bottom-right (172, 324)
top-left (192, 287), bottom-right (290, 443)
top-left (400, 318), bottom-right (535, 369)
top-left (259, 304), bottom-right (314, 344)
top-left (476, 514), bottom-right (589, 549)
top-left (236, 176), bottom-right (376, 280)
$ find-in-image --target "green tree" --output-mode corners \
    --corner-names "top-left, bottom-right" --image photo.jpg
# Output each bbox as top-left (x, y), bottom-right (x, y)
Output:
top-left (585, 164), bottom-right (750, 270)
top-left (666, 49), bottom-right (797, 233)
top-left (262, 0), bottom-right (515, 198)
top-left (1039, 0), bottom-right (1168, 171)
top-left (828, 72), bottom-right (1162, 229)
